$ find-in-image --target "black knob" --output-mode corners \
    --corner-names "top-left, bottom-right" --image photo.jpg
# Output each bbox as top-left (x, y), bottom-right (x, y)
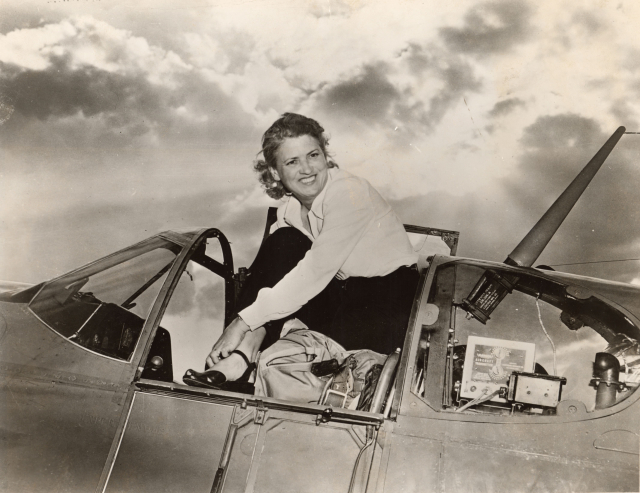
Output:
top-left (149, 356), bottom-right (164, 370)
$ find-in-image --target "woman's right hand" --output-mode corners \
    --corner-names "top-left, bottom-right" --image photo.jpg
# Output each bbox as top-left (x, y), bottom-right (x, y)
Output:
top-left (206, 316), bottom-right (251, 368)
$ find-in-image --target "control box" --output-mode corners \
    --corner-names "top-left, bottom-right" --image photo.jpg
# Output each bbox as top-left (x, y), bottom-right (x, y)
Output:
top-left (508, 372), bottom-right (567, 408)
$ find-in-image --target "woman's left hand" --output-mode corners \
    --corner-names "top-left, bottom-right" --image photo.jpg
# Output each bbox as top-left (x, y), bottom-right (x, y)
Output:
top-left (206, 316), bottom-right (251, 367)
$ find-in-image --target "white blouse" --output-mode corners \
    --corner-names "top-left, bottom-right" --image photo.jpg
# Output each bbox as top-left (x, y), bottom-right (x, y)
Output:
top-left (239, 168), bottom-right (417, 330)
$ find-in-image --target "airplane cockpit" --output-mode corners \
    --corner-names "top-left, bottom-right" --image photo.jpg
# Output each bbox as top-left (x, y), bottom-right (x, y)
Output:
top-left (410, 259), bottom-right (640, 418)
top-left (0, 222), bottom-right (458, 410)
top-left (10, 221), bottom-right (639, 420)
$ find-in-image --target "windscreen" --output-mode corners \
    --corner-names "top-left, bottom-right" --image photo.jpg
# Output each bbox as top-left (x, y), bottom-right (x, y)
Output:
top-left (29, 239), bottom-right (179, 361)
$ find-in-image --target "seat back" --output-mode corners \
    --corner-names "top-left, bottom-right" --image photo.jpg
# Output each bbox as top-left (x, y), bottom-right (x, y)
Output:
top-left (262, 207), bottom-right (279, 241)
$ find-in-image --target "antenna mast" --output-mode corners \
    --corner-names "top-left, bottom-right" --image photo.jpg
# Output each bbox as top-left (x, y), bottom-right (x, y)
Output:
top-left (505, 126), bottom-right (626, 267)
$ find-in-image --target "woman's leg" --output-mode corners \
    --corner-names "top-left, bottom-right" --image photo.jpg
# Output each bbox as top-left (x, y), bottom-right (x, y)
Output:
top-left (327, 266), bottom-right (420, 354)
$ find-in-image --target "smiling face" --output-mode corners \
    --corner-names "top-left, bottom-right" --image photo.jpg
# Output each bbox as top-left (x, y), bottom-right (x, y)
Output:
top-left (271, 134), bottom-right (330, 209)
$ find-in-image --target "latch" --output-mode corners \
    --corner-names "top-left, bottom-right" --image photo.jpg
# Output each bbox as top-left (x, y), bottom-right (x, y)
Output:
top-left (254, 400), bottom-right (267, 425)
top-left (316, 407), bottom-right (333, 425)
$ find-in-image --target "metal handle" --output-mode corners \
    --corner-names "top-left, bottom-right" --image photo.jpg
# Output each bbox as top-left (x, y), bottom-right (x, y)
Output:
top-left (210, 424), bottom-right (239, 493)
top-left (370, 349), bottom-right (400, 414)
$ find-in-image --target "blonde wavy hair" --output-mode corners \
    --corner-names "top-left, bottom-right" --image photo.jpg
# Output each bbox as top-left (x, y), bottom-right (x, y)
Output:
top-left (254, 113), bottom-right (338, 199)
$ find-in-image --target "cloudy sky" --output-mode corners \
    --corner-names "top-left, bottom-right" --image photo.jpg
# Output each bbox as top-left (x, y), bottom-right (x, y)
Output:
top-left (1, 0), bottom-right (639, 290)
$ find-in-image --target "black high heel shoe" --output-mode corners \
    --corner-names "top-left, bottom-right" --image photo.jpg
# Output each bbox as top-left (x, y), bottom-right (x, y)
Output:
top-left (183, 350), bottom-right (256, 394)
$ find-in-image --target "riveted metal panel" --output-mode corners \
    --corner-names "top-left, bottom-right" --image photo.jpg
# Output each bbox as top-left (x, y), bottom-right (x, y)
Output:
top-left (231, 409), bottom-right (377, 493)
top-left (443, 441), bottom-right (637, 493)
top-left (1, 377), bottom-right (125, 493)
top-left (380, 434), bottom-right (442, 493)
top-left (105, 392), bottom-right (234, 493)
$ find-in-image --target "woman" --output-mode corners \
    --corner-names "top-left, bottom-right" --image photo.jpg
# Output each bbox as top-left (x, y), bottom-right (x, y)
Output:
top-left (186, 113), bottom-right (419, 389)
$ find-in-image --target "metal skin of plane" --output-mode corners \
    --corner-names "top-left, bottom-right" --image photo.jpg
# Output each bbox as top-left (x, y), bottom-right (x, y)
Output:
top-left (1, 128), bottom-right (639, 493)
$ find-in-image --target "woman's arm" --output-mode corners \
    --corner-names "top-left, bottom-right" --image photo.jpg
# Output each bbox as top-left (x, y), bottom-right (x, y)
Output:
top-left (206, 316), bottom-right (251, 366)
top-left (239, 176), bottom-right (375, 329)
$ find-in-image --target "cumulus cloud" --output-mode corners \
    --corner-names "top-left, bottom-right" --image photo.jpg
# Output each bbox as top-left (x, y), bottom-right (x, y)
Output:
top-left (165, 271), bottom-right (197, 316)
top-left (440, 0), bottom-right (532, 55)
top-left (488, 97), bottom-right (526, 117)
top-left (195, 277), bottom-right (225, 319)
top-left (0, 16), bottom-right (255, 156)
top-left (0, 16), bottom-right (190, 83)
top-left (315, 64), bottom-right (399, 122)
top-left (183, 30), bottom-right (254, 75)
top-left (571, 10), bottom-right (604, 36)
top-left (310, 43), bottom-right (481, 139)
top-left (0, 16), bottom-right (250, 125)
top-left (610, 99), bottom-right (639, 130)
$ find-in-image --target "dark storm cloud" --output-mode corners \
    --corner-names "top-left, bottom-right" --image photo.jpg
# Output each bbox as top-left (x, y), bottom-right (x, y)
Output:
top-left (440, 0), bottom-right (532, 55)
top-left (315, 64), bottom-right (400, 122)
top-left (312, 48), bottom-right (481, 136)
top-left (420, 57), bottom-right (482, 131)
top-left (488, 97), bottom-right (526, 117)
top-left (571, 11), bottom-right (604, 36)
top-left (0, 60), bottom-right (256, 173)
top-left (0, 59), bottom-right (160, 121)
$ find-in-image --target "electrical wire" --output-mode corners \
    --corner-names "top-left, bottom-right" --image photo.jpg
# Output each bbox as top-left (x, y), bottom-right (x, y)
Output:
top-left (536, 296), bottom-right (557, 376)
top-left (549, 258), bottom-right (640, 267)
top-left (348, 430), bottom-right (375, 493)
top-left (456, 388), bottom-right (501, 412)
